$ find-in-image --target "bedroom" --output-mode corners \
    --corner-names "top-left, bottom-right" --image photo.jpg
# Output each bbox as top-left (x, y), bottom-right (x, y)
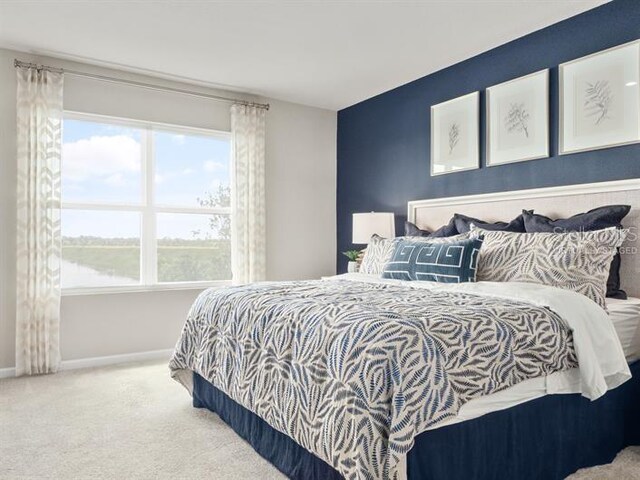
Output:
top-left (0, 0), bottom-right (639, 479)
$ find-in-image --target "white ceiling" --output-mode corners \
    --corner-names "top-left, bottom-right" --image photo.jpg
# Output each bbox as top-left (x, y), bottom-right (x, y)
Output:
top-left (0, 0), bottom-right (609, 110)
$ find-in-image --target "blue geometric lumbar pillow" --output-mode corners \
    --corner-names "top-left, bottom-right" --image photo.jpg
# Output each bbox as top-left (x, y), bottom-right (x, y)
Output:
top-left (382, 237), bottom-right (484, 283)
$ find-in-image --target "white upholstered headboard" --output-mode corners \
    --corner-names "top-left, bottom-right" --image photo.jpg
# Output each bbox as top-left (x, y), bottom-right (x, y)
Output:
top-left (408, 179), bottom-right (640, 297)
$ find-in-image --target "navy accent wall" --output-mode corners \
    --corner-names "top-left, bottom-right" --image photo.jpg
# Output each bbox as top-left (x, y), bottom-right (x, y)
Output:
top-left (336, 0), bottom-right (640, 272)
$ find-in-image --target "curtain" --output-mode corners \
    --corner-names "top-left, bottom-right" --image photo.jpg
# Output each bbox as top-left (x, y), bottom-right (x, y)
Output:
top-left (230, 104), bottom-right (267, 284)
top-left (15, 67), bottom-right (64, 376)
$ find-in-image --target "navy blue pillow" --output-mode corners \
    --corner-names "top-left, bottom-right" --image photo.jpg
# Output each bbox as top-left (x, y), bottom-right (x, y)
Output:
top-left (522, 205), bottom-right (631, 299)
top-left (382, 237), bottom-right (483, 283)
top-left (453, 212), bottom-right (528, 233)
top-left (522, 205), bottom-right (630, 232)
top-left (404, 218), bottom-right (458, 238)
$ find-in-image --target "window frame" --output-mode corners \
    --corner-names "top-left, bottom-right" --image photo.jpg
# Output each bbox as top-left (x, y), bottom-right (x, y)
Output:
top-left (61, 111), bottom-right (233, 296)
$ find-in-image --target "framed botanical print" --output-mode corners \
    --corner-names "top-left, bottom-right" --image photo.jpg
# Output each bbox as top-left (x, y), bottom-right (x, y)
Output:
top-left (486, 69), bottom-right (549, 166)
top-left (430, 91), bottom-right (479, 176)
top-left (560, 40), bottom-right (640, 155)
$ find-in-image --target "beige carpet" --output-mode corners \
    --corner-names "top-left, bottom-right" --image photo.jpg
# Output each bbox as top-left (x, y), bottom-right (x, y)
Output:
top-left (568, 447), bottom-right (640, 480)
top-left (0, 360), bottom-right (638, 480)
top-left (0, 361), bottom-right (284, 480)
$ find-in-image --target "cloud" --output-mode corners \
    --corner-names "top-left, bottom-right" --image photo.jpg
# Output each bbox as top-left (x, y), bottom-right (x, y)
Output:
top-left (104, 173), bottom-right (127, 187)
top-left (63, 135), bottom-right (141, 182)
top-left (203, 160), bottom-right (225, 173)
top-left (171, 134), bottom-right (186, 145)
top-left (154, 168), bottom-right (193, 186)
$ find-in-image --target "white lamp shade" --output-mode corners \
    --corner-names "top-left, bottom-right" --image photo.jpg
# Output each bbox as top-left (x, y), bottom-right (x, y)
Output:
top-left (352, 212), bottom-right (395, 244)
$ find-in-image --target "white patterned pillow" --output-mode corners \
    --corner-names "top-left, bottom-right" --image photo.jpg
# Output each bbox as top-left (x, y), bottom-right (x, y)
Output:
top-left (360, 233), bottom-right (470, 276)
top-left (472, 226), bottom-right (627, 308)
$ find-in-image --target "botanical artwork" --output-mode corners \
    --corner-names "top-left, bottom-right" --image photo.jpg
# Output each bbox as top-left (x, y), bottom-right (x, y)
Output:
top-left (448, 121), bottom-right (460, 154)
top-left (487, 70), bottom-right (548, 166)
top-left (497, 94), bottom-right (535, 152)
top-left (561, 40), bottom-right (640, 154)
top-left (584, 80), bottom-right (613, 125)
top-left (504, 102), bottom-right (530, 138)
top-left (574, 68), bottom-right (624, 138)
top-left (431, 92), bottom-right (479, 175)
top-left (438, 110), bottom-right (470, 165)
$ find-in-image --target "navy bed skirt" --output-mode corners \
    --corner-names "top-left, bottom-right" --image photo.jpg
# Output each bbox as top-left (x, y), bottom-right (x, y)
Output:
top-left (193, 361), bottom-right (640, 480)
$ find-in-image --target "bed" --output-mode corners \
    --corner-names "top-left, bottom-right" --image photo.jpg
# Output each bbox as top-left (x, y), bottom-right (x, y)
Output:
top-left (170, 179), bottom-right (640, 480)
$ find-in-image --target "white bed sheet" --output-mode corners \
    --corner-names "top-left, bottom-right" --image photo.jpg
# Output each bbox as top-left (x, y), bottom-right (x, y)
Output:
top-left (608, 296), bottom-right (640, 362)
top-left (329, 274), bottom-right (632, 431)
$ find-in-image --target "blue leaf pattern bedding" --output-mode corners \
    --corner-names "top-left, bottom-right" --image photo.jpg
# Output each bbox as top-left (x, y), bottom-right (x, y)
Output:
top-left (170, 279), bottom-right (577, 479)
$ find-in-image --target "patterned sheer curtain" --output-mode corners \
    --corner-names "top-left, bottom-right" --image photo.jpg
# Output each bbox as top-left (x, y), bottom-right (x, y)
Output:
top-left (15, 66), bottom-right (64, 376)
top-left (230, 104), bottom-right (267, 284)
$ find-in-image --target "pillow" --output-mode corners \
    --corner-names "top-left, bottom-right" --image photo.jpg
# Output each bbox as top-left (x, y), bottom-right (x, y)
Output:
top-left (360, 233), bottom-right (469, 276)
top-left (360, 234), bottom-right (398, 275)
top-left (472, 226), bottom-right (627, 309)
top-left (522, 206), bottom-right (631, 299)
top-left (453, 212), bottom-right (528, 233)
top-left (382, 237), bottom-right (483, 283)
top-left (405, 218), bottom-right (459, 238)
top-left (522, 205), bottom-right (630, 232)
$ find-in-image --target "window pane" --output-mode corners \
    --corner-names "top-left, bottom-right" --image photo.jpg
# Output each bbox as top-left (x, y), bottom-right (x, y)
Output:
top-left (62, 119), bottom-right (143, 204)
top-left (62, 210), bottom-right (140, 288)
top-left (154, 130), bottom-right (230, 208)
top-left (157, 213), bottom-right (231, 282)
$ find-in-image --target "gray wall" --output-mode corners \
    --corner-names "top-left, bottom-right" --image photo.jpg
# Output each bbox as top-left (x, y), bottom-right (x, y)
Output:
top-left (0, 48), bottom-right (337, 369)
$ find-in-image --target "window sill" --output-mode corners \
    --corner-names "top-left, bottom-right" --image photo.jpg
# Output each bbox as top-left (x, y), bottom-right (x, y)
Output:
top-left (62, 281), bottom-right (231, 297)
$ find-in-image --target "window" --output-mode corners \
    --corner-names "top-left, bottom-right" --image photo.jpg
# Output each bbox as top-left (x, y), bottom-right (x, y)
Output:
top-left (61, 112), bottom-right (232, 292)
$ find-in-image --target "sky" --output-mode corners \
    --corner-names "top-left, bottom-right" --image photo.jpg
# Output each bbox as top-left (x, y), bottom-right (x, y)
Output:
top-left (62, 118), bottom-right (230, 239)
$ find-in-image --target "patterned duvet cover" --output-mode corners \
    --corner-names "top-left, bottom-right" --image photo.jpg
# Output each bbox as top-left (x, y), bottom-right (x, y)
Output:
top-left (170, 278), bottom-right (578, 480)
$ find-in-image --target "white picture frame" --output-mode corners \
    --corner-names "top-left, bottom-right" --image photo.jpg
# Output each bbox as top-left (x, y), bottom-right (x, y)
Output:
top-left (430, 91), bottom-right (479, 176)
top-left (486, 69), bottom-right (549, 166)
top-left (560, 40), bottom-right (640, 155)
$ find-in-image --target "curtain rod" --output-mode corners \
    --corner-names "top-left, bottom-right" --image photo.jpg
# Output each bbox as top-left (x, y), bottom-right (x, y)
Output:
top-left (14, 59), bottom-right (270, 110)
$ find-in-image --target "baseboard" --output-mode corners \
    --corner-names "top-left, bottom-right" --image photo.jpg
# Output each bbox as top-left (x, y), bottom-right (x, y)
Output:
top-left (0, 348), bottom-right (173, 379)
